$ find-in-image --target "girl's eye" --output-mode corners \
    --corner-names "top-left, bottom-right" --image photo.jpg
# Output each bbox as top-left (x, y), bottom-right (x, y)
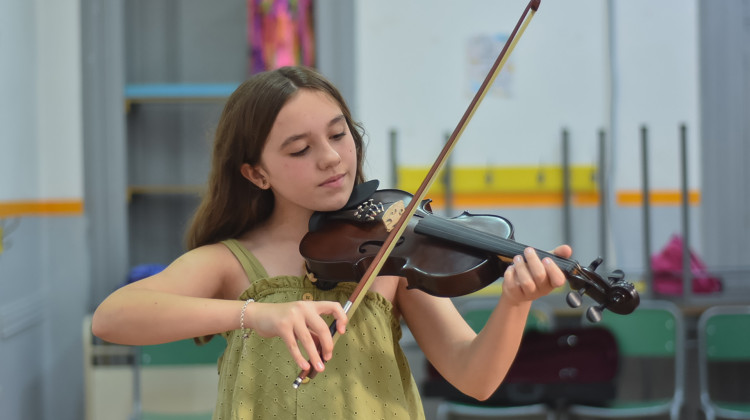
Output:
top-left (331, 132), bottom-right (346, 140)
top-left (290, 146), bottom-right (309, 157)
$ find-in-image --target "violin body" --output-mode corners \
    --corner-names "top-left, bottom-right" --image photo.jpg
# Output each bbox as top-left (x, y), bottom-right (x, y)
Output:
top-left (301, 189), bottom-right (514, 297)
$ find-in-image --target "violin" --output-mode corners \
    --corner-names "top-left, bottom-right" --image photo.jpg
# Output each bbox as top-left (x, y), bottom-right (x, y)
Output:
top-left (301, 181), bottom-right (640, 321)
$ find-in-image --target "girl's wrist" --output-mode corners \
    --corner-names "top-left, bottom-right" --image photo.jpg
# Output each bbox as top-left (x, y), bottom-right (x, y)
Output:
top-left (240, 298), bottom-right (255, 338)
top-left (498, 293), bottom-right (533, 310)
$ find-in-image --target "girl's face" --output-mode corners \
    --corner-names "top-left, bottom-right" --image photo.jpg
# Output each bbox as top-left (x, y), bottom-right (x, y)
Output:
top-left (245, 89), bottom-right (358, 216)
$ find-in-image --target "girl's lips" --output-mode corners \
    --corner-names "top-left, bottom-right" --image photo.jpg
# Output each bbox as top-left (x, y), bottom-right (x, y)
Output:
top-left (320, 174), bottom-right (345, 187)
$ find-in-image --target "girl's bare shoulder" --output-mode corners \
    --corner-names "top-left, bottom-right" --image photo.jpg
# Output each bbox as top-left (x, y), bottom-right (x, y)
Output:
top-left (174, 242), bottom-right (242, 271)
top-left (133, 243), bottom-right (249, 299)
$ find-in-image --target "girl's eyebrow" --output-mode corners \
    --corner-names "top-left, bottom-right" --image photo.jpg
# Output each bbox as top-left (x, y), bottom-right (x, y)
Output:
top-left (281, 115), bottom-right (346, 148)
top-left (328, 114), bottom-right (346, 127)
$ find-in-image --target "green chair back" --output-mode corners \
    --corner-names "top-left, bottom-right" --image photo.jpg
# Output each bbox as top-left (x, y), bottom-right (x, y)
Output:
top-left (597, 305), bottom-right (677, 357)
top-left (698, 306), bottom-right (750, 419)
top-left (568, 300), bottom-right (685, 420)
top-left (462, 308), bottom-right (493, 333)
top-left (703, 313), bottom-right (750, 361)
top-left (140, 337), bottom-right (226, 366)
top-left (461, 299), bottom-right (553, 333)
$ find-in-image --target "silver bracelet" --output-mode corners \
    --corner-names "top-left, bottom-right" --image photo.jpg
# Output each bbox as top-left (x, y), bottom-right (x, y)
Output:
top-left (240, 298), bottom-right (254, 339)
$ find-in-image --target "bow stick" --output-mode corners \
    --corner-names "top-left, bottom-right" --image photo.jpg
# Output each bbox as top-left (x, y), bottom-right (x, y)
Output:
top-left (293, 0), bottom-right (541, 388)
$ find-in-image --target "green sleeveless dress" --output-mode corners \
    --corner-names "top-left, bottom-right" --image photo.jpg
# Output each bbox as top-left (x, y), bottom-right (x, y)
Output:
top-left (213, 239), bottom-right (425, 420)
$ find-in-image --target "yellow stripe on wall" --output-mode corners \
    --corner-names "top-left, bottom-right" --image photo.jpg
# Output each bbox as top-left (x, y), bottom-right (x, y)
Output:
top-left (0, 199), bottom-right (84, 218)
top-left (423, 192), bottom-right (601, 208)
top-left (398, 165), bottom-right (598, 195)
top-left (397, 165), bottom-right (700, 208)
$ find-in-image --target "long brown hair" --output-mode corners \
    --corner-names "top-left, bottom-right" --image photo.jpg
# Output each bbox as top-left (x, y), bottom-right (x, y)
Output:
top-left (186, 66), bottom-right (366, 250)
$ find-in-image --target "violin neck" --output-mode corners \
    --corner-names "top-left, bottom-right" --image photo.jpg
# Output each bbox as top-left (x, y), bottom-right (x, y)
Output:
top-left (415, 214), bottom-right (579, 273)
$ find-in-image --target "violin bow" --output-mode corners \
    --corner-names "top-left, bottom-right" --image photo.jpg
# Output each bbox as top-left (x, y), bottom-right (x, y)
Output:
top-left (293, 0), bottom-right (541, 388)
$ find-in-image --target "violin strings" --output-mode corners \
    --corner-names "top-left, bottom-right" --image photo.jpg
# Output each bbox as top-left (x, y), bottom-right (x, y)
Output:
top-left (415, 215), bottom-right (578, 273)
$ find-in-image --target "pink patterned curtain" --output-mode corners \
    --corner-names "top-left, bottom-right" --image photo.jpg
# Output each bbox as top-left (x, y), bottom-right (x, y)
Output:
top-left (248, 0), bottom-right (315, 73)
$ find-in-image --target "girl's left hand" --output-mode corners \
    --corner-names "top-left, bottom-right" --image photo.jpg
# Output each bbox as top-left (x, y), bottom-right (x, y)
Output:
top-left (501, 245), bottom-right (572, 303)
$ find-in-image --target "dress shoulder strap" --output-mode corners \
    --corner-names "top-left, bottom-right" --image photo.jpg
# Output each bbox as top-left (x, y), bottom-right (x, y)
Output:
top-left (220, 239), bottom-right (269, 281)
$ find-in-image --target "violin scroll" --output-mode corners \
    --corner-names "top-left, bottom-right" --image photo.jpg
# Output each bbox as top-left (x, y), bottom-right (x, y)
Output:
top-left (565, 257), bottom-right (640, 322)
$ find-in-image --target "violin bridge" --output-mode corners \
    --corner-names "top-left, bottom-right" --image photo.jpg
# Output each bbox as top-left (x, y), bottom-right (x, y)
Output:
top-left (381, 200), bottom-right (405, 232)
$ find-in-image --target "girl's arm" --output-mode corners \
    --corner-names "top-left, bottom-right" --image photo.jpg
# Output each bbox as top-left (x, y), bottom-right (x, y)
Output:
top-left (91, 243), bottom-right (348, 373)
top-left (399, 245), bottom-right (571, 401)
top-left (91, 243), bottom-right (249, 344)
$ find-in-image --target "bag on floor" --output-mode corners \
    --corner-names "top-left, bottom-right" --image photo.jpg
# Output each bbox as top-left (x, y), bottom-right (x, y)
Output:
top-left (423, 326), bottom-right (619, 406)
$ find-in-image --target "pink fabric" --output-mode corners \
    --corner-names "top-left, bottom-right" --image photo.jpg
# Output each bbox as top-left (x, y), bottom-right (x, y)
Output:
top-left (248, 0), bottom-right (316, 73)
top-left (651, 234), bottom-right (722, 295)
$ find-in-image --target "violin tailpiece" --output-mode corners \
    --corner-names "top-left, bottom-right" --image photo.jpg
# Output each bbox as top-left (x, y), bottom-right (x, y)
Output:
top-left (353, 198), bottom-right (405, 232)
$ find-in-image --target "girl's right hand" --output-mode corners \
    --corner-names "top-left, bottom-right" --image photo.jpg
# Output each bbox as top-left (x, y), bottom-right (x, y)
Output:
top-left (244, 300), bottom-right (348, 372)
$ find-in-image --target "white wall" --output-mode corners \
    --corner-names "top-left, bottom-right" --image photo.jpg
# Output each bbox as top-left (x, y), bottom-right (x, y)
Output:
top-left (356, 1), bottom-right (608, 177)
top-left (354, 0), bottom-right (699, 192)
top-left (35, 1), bottom-right (84, 199)
top-left (610, 0), bottom-right (700, 191)
top-left (0, 0), bottom-right (83, 201)
top-left (0, 1), bottom-right (87, 420)
top-left (1, 0), bottom-right (40, 200)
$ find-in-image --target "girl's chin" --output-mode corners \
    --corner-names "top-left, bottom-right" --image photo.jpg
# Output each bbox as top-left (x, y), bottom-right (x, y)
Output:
top-left (318, 192), bottom-right (351, 212)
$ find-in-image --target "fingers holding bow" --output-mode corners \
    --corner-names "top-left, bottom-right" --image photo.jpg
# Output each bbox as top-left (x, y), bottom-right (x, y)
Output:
top-left (245, 300), bottom-right (348, 372)
top-left (502, 245), bottom-right (572, 303)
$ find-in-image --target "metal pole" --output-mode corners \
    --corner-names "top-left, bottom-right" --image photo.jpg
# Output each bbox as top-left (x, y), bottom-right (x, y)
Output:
top-left (641, 125), bottom-right (653, 296)
top-left (598, 129), bottom-right (608, 268)
top-left (679, 124), bottom-right (692, 300)
top-left (442, 131), bottom-right (453, 216)
top-left (562, 128), bottom-right (572, 246)
top-left (389, 128), bottom-right (398, 189)
top-left (130, 347), bottom-right (142, 420)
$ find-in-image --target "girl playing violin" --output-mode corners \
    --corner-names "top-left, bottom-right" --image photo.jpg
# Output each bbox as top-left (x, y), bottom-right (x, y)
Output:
top-left (92, 66), bottom-right (572, 419)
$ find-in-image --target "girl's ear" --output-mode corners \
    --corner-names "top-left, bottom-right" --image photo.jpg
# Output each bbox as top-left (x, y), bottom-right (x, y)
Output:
top-left (240, 163), bottom-right (270, 190)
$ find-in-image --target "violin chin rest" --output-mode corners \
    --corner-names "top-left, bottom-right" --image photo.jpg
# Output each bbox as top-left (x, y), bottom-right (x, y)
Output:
top-left (344, 179), bottom-right (380, 209)
top-left (308, 180), bottom-right (380, 231)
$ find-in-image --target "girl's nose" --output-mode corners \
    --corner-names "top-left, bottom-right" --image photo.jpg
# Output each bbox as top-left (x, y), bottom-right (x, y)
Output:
top-left (318, 141), bottom-right (342, 169)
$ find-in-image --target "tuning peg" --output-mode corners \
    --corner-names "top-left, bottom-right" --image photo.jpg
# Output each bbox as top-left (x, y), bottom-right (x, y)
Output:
top-left (586, 305), bottom-right (604, 323)
top-left (608, 269), bottom-right (625, 282)
top-left (586, 257), bottom-right (603, 272)
top-left (566, 287), bottom-right (586, 308)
